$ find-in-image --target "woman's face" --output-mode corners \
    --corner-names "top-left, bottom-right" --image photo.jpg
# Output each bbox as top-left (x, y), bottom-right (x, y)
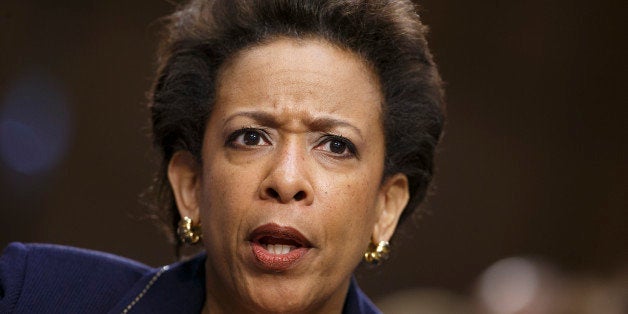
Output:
top-left (169, 38), bottom-right (408, 313)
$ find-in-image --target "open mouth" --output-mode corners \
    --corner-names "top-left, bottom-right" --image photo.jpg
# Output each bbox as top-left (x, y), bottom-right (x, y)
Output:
top-left (257, 236), bottom-right (302, 254)
top-left (248, 223), bottom-right (312, 271)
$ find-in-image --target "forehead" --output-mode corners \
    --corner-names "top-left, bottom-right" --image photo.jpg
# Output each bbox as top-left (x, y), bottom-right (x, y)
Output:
top-left (213, 38), bottom-right (383, 124)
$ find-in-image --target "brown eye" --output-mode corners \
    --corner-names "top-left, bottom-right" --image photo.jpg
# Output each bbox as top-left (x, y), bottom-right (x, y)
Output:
top-left (243, 130), bottom-right (261, 145)
top-left (316, 135), bottom-right (357, 158)
top-left (227, 128), bottom-right (271, 148)
top-left (329, 139), bottom-right (347, 154)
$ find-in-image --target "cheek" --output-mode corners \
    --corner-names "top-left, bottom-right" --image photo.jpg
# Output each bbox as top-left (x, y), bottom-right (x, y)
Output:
top-left (321, 172), bottom-right (381, 241)
top-left (314, 174), bottom-right (381, 277)
top-left (197, 163), bottom-right (250, 243)
top-left (201, 164), bottom-right (248, 211)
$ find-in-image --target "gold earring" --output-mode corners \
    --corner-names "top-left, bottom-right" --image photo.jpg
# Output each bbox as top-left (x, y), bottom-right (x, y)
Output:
top-left (363, 240), bottom-right (390, 266)
top-left (177, 216), bottom-right (202, 244)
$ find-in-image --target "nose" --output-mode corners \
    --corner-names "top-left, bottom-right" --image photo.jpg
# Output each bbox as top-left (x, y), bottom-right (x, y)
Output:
top-left (259, 140), bottom-right (313, 205)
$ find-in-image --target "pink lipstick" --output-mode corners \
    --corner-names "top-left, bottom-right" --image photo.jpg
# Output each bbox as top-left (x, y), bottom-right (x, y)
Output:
top-left (249, 223), bottom-right (312, 272)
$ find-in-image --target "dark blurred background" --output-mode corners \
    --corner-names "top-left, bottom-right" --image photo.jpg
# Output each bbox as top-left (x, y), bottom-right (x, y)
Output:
top-left (1, 0), bottom-right (626, 311)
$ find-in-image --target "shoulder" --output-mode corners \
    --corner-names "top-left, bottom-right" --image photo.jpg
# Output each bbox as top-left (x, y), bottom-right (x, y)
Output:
top-left (343, 277), bottom-right (382, 314)
top-left (110, 252), bottom-right (206, 313)
top-left (0, 242), bottom-right (152, 313)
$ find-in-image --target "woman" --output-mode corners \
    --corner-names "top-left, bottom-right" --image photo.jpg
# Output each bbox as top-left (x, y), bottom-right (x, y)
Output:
top-left (0, 0), bottom-right (443, 313)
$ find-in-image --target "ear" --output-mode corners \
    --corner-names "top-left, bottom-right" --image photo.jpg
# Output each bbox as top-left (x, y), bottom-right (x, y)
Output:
top-left (372, 173), bottom-right (410, 243)
top-left (167, 151), bottom-right (201, 222)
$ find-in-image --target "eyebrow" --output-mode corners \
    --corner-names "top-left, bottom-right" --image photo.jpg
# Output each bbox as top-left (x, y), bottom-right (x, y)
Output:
top-left (224, 111), bottom-right (364, 140)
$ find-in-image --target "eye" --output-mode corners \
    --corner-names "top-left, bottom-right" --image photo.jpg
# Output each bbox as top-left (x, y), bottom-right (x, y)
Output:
top-left (328, 139), bottom-right (347, 154)
top-left (316, 135), bottom-right (357, 158)
top-left (227, 128), bottom-right (271, 147)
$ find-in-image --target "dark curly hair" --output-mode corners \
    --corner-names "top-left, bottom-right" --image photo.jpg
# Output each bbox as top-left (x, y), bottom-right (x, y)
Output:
top-left (148, 0), bottom-right (445, 245)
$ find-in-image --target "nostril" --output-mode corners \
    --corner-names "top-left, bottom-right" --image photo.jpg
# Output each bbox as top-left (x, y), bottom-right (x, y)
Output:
top-left (293, 191), bottom-right (306, 201)
top-left (266, 188), bottom-right (280, 199)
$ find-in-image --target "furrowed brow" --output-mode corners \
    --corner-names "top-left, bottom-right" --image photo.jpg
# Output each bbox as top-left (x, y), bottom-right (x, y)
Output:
top-left (309, 117), bottom-right (363, 141)
top-left (223, 111), bottom-right (279, 128)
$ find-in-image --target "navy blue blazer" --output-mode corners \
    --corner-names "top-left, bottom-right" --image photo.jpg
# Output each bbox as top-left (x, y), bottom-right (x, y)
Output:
top-left (0, 243), bottom-right (381, 313)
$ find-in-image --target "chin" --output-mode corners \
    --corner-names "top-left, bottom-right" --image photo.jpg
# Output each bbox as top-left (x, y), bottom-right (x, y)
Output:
top-left (242, 275), bottom-right (330, 313)
top-left (252, 298), bottom-right (313, 314)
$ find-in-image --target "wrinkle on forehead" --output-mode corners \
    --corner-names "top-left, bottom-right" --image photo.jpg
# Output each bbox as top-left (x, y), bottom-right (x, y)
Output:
top-left (214, 37), bottom-right (383, 121)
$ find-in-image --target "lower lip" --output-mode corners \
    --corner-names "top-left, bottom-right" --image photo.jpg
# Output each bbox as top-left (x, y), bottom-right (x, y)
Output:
top-left (250, 242), bottom-right (309, 272)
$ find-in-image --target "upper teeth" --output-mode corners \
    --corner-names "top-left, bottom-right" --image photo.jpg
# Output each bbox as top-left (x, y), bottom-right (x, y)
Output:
top-left (266, 244), bottom-right (294, 254)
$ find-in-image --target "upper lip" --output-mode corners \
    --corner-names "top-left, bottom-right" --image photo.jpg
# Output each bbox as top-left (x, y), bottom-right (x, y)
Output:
top-left (249, 223), bottom-right (313, 248)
